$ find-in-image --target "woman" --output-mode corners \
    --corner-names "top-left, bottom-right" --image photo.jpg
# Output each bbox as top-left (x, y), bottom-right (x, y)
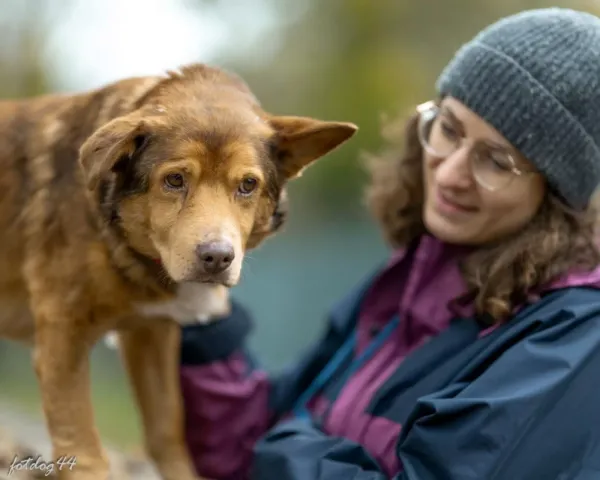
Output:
top-left (179, 8), bottom-right (600, 479)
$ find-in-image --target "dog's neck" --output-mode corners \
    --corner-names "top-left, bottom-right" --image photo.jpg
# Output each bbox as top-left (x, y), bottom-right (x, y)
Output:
top-left (112, 233), bottom-right (177, 297)
top-left (90, 193), bottom-right (177, 297)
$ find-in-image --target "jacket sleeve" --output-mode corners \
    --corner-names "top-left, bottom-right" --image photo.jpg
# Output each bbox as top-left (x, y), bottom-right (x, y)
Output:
top-left (249, 298), bottom-right (600, 480)
top-left (179, 287), bottom-right (363, 480)
top-left (395, 303), bottom-right (600, 480)
top-left (251, 417), bottom-right (402, 480)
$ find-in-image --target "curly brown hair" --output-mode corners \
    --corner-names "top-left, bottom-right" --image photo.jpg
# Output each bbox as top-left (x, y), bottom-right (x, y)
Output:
top-left (364, 109), bottom-right (600, 323)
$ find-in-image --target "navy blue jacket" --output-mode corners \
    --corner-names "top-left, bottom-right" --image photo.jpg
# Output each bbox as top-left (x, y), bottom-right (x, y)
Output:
top-left (181, 284), bottom-right (600, 479)
top-left (245, 285), bottom-right (600, 479)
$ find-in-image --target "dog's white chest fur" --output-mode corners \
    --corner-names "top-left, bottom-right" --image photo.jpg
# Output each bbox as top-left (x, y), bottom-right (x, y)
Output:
top-left (104, 283), bottom-right (230, 350)
top-left (134, 282), bottom-right (230, 326)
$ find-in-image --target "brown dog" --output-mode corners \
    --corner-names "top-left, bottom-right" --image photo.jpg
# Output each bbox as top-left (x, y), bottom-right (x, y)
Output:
top-left (0, 64), bottom-right (357, 479)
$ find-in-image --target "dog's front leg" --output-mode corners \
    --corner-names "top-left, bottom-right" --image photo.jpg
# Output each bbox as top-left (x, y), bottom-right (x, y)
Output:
top-left (117, 317), bottom-right (204, 480)
top-left (33, 311), bottom-right (109, 479)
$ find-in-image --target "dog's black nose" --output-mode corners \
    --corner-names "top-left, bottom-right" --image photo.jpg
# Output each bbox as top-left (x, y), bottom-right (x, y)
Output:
top-left (196, 241), bottom-right (235, 274)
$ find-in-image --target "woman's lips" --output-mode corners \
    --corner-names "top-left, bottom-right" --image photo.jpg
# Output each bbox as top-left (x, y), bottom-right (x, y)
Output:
top-left (434, 190), bottom-right (478, 215)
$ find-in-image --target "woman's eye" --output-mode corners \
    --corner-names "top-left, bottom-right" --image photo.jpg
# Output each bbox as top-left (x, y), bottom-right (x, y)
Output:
top-left (440, 122), bottom-right (458, 140)
top-left (238, 177), bottom-right (258, 196)
top-left (487, 153), bottom-right (512, 172)
top-left (164, 173), bottom-right (184, 189)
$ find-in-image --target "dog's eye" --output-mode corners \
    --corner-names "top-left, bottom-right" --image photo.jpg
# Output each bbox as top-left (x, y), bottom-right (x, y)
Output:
top-left (238, 177), bottom-right (258, 196)
top-left (164, 173), bottom-right (184, 189)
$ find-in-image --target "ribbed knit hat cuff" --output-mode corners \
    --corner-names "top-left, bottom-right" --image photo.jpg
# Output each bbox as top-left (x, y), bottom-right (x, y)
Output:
top-left (436, 41), bottom-right (600, 209)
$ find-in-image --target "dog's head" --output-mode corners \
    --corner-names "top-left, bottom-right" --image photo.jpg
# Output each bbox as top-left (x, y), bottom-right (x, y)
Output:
top-left (79, 64), bottom-right (357, 286)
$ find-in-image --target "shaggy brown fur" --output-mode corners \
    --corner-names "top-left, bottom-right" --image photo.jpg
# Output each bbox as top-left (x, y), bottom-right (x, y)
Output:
top-left (365, 109), bottom-right (600, 323)
top-left (0, 63), bottom-right (357, 479)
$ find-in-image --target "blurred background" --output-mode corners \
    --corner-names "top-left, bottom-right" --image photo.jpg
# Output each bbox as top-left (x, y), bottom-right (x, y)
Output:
top-left (0, 0), bottom-right (598, 452)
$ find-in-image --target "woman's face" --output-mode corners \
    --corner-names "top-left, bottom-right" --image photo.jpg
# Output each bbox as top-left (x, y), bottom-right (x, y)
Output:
top-left (422, 97), bottom-right (547, 246)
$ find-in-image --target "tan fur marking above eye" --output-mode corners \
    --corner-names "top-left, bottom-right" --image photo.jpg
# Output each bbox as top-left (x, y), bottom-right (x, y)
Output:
top-left (219, 142), bottom-right (264, 182)
top-left (178, 139), bottom-right (209, 162)
top-left (221, 141), bottom-right (259, 163)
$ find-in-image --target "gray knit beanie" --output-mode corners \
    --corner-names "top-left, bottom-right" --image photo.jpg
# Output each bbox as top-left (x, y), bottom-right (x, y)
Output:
top-left (436, 8), bottom-right (600, 210)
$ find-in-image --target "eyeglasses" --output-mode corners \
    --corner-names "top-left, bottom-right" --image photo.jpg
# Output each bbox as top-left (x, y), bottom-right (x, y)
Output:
top-left (416, 101), bottom-right (536, 192)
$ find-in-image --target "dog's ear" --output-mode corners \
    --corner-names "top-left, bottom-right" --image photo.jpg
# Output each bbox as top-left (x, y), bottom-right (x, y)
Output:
top-left (269, 116), bottom-right (358, 179)
top-left (79, 117), bottom-right (151, 191)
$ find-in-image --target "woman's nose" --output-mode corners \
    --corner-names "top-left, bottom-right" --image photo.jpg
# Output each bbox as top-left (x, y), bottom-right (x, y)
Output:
top-left (433, 146), bottom-right (474, 190)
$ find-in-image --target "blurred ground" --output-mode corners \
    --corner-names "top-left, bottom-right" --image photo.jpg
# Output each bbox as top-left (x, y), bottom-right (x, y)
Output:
top-left (0, 401), bottom-right (158, 479)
